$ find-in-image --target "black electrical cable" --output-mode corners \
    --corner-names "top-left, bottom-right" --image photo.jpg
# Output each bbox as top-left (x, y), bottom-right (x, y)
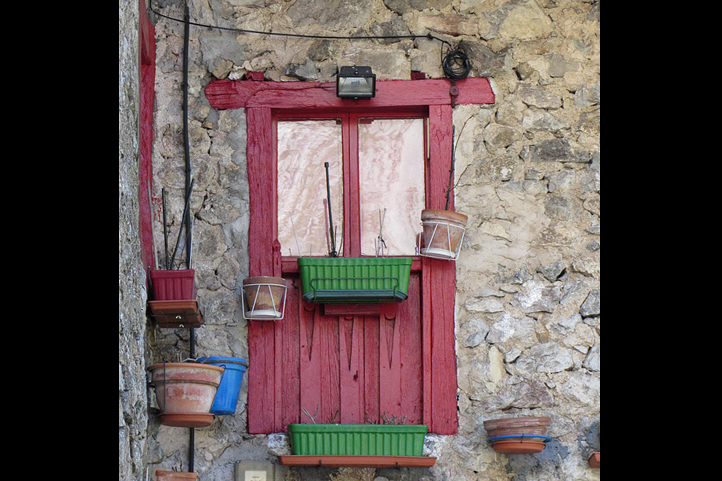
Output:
top-left (150, 6), bottom-right (449, 45)
top-left (442, 44), bottom-right (471, 80)
top-left (182, 2), bottom-right (193, 271)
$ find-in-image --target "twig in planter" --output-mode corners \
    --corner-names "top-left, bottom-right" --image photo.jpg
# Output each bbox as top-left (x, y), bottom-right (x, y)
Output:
top-left (364, 412), bottom-right (408, 425)
top-left (376, 208), bottom-right (388, 257)
top-left (380, 413), bottom-right (408, 425)
top-left (301, 406), bottom-right (320, 424)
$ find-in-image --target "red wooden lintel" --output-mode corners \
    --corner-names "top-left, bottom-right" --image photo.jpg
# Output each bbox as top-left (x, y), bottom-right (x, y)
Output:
top-left (206, 77), bottom-right (494, 111)
top-left (245, 71), bottom-right (265, 81)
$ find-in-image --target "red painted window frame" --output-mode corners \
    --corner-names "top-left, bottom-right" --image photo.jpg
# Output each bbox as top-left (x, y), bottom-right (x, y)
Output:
top-left (275, 107), bottom-right (428, 259)
top-left (206, 77), bottom-right (494, 435)
top-left (138, 0), bottom-right (156, 272)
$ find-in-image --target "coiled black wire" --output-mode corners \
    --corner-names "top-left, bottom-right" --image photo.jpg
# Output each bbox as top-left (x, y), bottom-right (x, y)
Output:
top-left (442, 45), bottom-right (472, 80)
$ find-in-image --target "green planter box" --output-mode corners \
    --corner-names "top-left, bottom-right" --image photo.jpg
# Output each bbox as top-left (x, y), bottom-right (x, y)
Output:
top-left (287, 424), bottom-right (428, 456)
top-left (298, 257), bottom-right (413, 304)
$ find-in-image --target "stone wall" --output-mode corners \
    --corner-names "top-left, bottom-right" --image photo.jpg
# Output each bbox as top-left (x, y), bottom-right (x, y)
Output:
top-left (145, 1), bottom-right (599, 480)
top-left (119, 0), bottom-right (150, 479)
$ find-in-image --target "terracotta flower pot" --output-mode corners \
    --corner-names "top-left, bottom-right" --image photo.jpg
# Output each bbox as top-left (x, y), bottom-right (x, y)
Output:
top-left (483, 417), bottom-right (552, 455)
top-left (156, 470), bottom-right (197, 480)
top-left (148, 362), bottom-right (224, 427)
top-left (420, 209), bottom-right (468, 260)
top-left (483, 416), bottom-right (551, 437)
top-left (242, 276), bottom-right (287, 320)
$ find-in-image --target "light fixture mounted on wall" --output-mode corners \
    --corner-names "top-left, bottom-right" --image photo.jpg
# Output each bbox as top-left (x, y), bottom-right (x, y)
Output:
top-left (337, 66), bottom-right (376, 99)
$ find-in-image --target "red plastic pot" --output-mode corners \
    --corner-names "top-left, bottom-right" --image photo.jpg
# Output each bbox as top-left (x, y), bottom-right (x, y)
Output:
top-left (150, 269), bottom-right (197, 301)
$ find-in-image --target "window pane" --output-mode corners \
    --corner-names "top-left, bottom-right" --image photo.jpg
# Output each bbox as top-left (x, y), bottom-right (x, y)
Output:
top-left (277, 120), bottom-right (344, 257)
top-left (359, 118), bottom-right (425, 256)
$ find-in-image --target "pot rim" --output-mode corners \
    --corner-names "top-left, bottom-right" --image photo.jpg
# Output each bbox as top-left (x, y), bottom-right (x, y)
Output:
top-left (151, 269), bottom-right (195, 274)
top-left (488, 434), bottom-right (552, 442)
top-left (155, 470), bottom-right (198, 479)
top-left (147, 362), bottom-right (225, 373)
top-left (421, 209), bottom-right (468, 223)
top-left (483, 416), bottom-right (551, 429)
top-left (244, 276), bottom-right (286, 284)
top-left (197, 356), bottom-right (249, 368)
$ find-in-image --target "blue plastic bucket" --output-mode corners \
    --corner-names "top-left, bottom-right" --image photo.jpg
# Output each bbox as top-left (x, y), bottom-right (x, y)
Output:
top-left (197, 356), bottom-right (248, 415)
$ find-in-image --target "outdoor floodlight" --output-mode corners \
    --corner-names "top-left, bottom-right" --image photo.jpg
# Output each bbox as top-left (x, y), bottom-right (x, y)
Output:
top-left (337, 66), bottom-right (376, 99)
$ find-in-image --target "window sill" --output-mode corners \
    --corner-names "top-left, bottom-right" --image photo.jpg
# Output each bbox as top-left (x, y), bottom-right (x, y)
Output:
top-left (282, 256), bottom-right (423, 274)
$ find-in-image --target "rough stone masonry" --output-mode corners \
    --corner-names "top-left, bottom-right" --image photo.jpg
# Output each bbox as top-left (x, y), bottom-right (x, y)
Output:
top-left (121, 1), bottom-right (600, 480)
top-left (119, 0), bottom-right (149, 479)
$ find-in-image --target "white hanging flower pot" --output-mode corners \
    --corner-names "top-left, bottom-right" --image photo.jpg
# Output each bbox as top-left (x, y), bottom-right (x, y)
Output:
top-left (242, 276), bottom-right (288, 320)
top-left (419, 209), bottom-right (468, 261)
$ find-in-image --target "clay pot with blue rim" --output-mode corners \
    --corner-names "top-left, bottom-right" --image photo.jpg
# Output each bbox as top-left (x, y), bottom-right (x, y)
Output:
top-left (483, 416), bottom-right (552, 454)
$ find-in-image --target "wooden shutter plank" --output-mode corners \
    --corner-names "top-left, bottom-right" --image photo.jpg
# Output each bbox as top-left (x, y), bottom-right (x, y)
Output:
top-left (339, 316), bottom-right (365, 424)
top-left (400, 274), bottom-right (423, 425)
top-left (281, 280), bottom-right (301, 428)
top-left (429, 259), bottom-right (459, 435)
top-left (248, 321), bottom-right (276, 433)
top-left (363, 316), bottom-right (380, 424)
top-left (319, 313), bottom-right (341, 424)
top-left (299, 302), bottom-right (321, 423)
top-left (421, 261), bottom-right (433, 429)
top-left (379, 305), bottom-right (402, 421)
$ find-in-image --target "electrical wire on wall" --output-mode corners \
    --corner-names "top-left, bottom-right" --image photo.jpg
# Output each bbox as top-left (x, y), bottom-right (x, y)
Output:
top-left (441, 44), bottom-right (472, 80)
top-left (148, 2), bottom-right (472, 80)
